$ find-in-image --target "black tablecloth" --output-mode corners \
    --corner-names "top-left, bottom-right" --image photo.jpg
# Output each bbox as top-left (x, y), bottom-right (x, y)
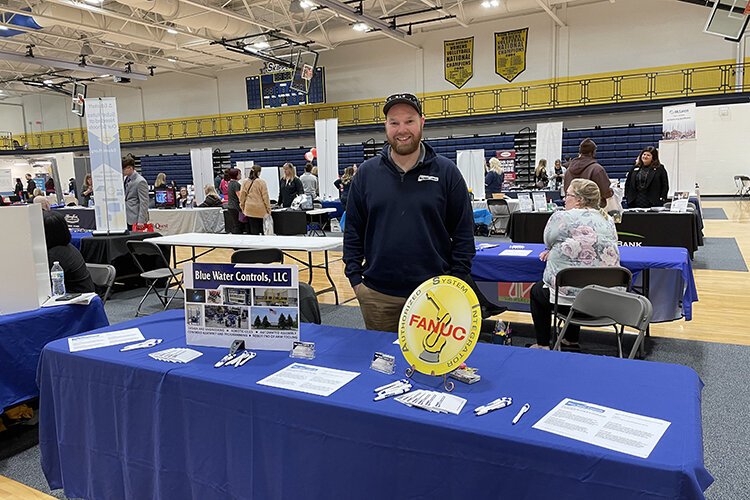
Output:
top-left (272, 210), bottom-right (307, 235)
top-left (54, 207), bottom-right (96, 230)
top-left (80, 231), bottom-right (162, 279)
top-left (507, 211), bottom-right (702, 256)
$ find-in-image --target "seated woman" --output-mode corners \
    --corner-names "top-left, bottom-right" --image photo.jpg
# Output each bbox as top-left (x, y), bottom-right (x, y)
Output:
top-left (198, 185), bottom-right (223, 207)
top-left (528, 178), bottom-right (620, 350)
top-left (42, 211), bottom-right (95, 293)
top-left (176, 186), bottom-right (194, 208)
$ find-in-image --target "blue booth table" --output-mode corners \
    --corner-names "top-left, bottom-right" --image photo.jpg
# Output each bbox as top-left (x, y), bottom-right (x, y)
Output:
top-left (0, 297), bottom-right (108, 414)
top-left (471, 242), bottom-right (698, 322)
top-left (39, 311), bottom-right (712, 499)
top-left (320, 199), bottom-right (344, 219)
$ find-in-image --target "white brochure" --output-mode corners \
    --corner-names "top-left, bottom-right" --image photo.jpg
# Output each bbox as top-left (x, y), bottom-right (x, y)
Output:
top-left (532, 192), bottom-right (548, 212)
top-left (68, 328), bottom-right (145, 353)
top-left (518, 193), bottom-right (533, 213)
top-left (256, 363), bottom-right (360, 397)
top-left (532, 398), bottom-right (671, 459)
top-left (499, 249), bottom-right (533, 257)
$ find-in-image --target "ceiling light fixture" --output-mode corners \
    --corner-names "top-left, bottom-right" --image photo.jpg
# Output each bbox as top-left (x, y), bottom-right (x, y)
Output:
top-left (167, 28), bottom-right (178, 34)
top-left (0, 26), bottom-right (9, 31)
top-left (43, 79), bottom-right (53, 84)
top-left (80, 42), bottom-right (94, 56)
top-left (167, 57), bottom-right (176, 62)
top-left (99, 74), bottom-right (111, 78)
top-left (481, 0), bottom-right (499, 7)
top-left (83, 0), bottom-right (104, 5)
top-left (253, 40), bottom-right (270, 49)
top-left (299, 0), bottom-right (316, 8)
top-left (352, 22), bottom-right (370, 32)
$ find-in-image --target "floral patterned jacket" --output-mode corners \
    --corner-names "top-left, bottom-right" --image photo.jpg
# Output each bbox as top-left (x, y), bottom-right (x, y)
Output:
top-left (543, 208), bottom-right (620, 302)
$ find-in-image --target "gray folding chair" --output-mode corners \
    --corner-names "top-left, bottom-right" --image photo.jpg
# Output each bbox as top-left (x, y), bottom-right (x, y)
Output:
top-left (487, 198), bottom-right (511, 235)
top-left (554, 285), bottom-right (653, 359)
top-left (734, 175), bottom-right (750, 198)
top-left (299, 283), bottom-right (321, 324)
top-left (86, 263), bottom-right (116, 304)
top-left (126, 240), bottom-right (184, 316)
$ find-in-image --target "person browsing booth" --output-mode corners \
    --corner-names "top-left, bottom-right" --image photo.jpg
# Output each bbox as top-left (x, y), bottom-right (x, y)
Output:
top-left (343, 92), bottom-right (475, 333)
top-left (122, 155), bottom-right (149, 227)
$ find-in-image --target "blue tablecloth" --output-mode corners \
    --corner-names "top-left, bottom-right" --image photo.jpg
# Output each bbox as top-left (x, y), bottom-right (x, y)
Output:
top-left (70, 230), bottom-right (93, 250)
top-left (0, 297), bottom-right (108, 414)
top-left (39, 311), bottom-right (711, 499)
top-left (471, 242), bottom-right (698, 321)
top-left (320, 199), bottom-right (344, 219)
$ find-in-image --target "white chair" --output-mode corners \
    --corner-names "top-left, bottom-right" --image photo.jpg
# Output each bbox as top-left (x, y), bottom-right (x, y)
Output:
top-left (734, 175), bottom-right (750, 198)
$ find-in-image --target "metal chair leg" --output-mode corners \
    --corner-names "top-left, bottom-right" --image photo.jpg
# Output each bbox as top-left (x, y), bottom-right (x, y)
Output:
top-left (135, 281), bottom-right (158, 317)
top-left (615, 325), bottom-right (624, 358)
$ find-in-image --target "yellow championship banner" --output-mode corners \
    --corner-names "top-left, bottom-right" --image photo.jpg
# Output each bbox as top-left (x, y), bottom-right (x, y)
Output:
top-left (398, 276), bottom-right (481, 376)
top-left (495, 28), bottom-right (528, 82)
top-left (444, 37), bottom-right (474, 89)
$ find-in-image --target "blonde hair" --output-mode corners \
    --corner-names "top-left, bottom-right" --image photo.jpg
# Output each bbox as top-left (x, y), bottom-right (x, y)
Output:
top-left (569, 179), bottom-right (608, 218)
top-left (282, 163), bottom-right (296, 178)
top-left (33, 195), bottom-right (51, 211)
top-left (535, 159), bottom-right (548, 176)
top-left (155, 172), bottom-right (167, 188)
top-left (488, 157), bottom-right (502, 174)
top-left (204, 184), bottom-right (219, 197)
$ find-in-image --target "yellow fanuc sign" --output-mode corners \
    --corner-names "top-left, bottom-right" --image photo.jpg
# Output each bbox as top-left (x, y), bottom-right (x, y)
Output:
top-left (398, 276), bottom-right (481, 376)
top-left (444, 37), bottom-right (474, 89)
top-left (495, 28), bottom-right (529, 82)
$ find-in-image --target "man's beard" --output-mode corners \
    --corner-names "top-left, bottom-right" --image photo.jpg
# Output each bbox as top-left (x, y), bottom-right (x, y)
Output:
top-left (388, 129), bottom-right (422, 156)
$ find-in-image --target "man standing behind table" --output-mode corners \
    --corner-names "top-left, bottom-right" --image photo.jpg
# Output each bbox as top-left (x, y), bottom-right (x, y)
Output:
top-left (25, 173), bottom-right (36, 200)
top-left (122, 156), bottom-right (149, 227)
top-left (300, 162), bottom-right (318, 198)
top-left (563, 138), bottom-right (613, 207)
top-left (343, 93), bottom-right (475, 333)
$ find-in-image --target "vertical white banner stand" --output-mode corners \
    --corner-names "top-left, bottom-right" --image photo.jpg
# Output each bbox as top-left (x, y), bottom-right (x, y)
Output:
top-left (0, 204), bottom-right (51, 314)
top-left (456, 149), bottom-right (485, 199)
top-left (190, 147), bottom-right (215, 205)
top-left (85, 97), bottom-right (127, 233)
top-left (535, 122), bottom-right (564, 180)
top-left (661, 103), bottom-right (697, 193)
top-left (315, 118), bottom-right (339, 201)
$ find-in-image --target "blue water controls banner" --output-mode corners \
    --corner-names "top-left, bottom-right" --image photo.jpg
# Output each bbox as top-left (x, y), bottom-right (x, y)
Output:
top-left (85, 97), bottom-right (127, 233)
top-left (183, 262), bottom-right (300, 350)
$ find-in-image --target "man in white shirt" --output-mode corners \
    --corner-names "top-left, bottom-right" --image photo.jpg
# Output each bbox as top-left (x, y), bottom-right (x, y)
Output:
top-left (300, 163), bottom-right (318, 199)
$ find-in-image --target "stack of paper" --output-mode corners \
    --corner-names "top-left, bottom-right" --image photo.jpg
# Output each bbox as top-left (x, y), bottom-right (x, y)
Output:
top-left (43, 292), bottom-right (98, 307)
top-left (149, 348), bottom-right (203, 364)
top-left (394, 389), bottom-right (466, 415)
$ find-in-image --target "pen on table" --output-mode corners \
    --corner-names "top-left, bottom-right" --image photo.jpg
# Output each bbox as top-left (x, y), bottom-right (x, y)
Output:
top-left (512, 403), bottom-right (530, 425)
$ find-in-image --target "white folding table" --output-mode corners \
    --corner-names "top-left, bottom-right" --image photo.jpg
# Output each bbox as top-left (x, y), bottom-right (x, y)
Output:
top-left (147, 233), bottom-right (343, 303)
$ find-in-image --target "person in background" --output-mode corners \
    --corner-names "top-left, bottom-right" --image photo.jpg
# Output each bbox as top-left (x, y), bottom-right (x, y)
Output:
top-left (122, 155), bottom-right (149, 227)
top-left (300, 162), bottom-right (318, 198)
top-left (344, 92), bottom-right (475, 333)
top-left (154, 172), bottom-right (167, 188)
top-left (226, 168), bottom-right (244, 233)
top-left (352, 164), bottom-right (358, 174)
top-left (68, 178), bottom-right (77, 197)
top-left (485, 157), bottom-right (504, 197)
top-left (334, 166), bottom-right (355, 209)
top-left (214, 170), bottom-right (223, 192)
top-left (33, 194), bottom-right (51, 211)
top-left (552, 159), bottom-right (565, 190)
top-left (220, 169), bottom-right (231, 200)
top-left (311, 166), bottom-right (318, 177)
top-left (279, 163), bottom-right (304, 208)
top-left (25, 173), bottom-right (36, 200)
top-left (81, 174), bottom-right (94, 207)
top-left (176, 186), bottom-right (194, 208)
top-left (563, 138), bottom-right (613, 207)
top-left (240, 165), bottom-right (271, 235)
top-left (14, 178), bottom-right (24, 199)
top-left (528, 179), bottom-right (620, 350)
top-left (45, 177), bottom-right (56, 194)
top-left (42, 211), bottom-right (95, 293)
top-left (624, 147), bottom-right (669, 209)
top-left (535, 159), bottom-right (549, 189)
top-left (199, 185), bottom-right (223, 207)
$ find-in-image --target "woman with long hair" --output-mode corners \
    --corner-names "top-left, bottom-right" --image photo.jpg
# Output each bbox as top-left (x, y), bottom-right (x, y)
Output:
top-left (535, 159), bottom-right (549, 189)
top-left (484, 157), bottom-right (503, 197)
top-left (81, 174), bottom-right (94, 206)
top-left (279, 163), bottom-right (304, 208)
top-left (334, 166), bottom-right (355, 209)
top-left (226, 168), bottom-right (244, 233)
top-left (624, 147), bottom-right (668, 208)
top-left (240, 165), bottom-right (271, 235)
top-left (154, 172), bottom-right (167, 188)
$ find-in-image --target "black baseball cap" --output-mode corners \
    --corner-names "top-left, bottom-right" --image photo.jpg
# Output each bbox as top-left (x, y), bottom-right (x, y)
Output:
top-left (383, 93), bottom-right (423, 116)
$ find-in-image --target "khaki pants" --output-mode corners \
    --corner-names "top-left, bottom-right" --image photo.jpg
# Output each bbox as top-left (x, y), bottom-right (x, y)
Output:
top-left (355, 283), bottom-right (407, 333)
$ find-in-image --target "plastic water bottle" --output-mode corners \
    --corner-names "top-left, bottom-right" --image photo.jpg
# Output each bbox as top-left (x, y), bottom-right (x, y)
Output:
top-left (51, 261), bottom-right (66, 297)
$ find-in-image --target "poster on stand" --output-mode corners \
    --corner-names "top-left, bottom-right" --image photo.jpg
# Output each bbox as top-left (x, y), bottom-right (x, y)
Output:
top-left (496, 150), bottom-right (517, 186)
top-left (183, 262), bottom-right (300, 350)
top-left (662, 103), bottom-right (696, 141)
top-left (85, 97), bottom-right (127, 233)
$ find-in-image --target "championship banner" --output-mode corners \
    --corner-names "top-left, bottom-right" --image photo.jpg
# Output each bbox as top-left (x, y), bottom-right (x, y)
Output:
top-left (444, 37), bottom-right (474, 89)
top-left (399, 276), bottom-right (481, 376)
top-left (495, 28), bottom-right (528, 82)
top-left (85, 97), bottom-right (127, 233)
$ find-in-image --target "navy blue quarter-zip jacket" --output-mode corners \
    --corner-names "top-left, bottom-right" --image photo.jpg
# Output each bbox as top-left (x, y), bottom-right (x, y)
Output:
top-left (343, 143), bottom-right (476, 297)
